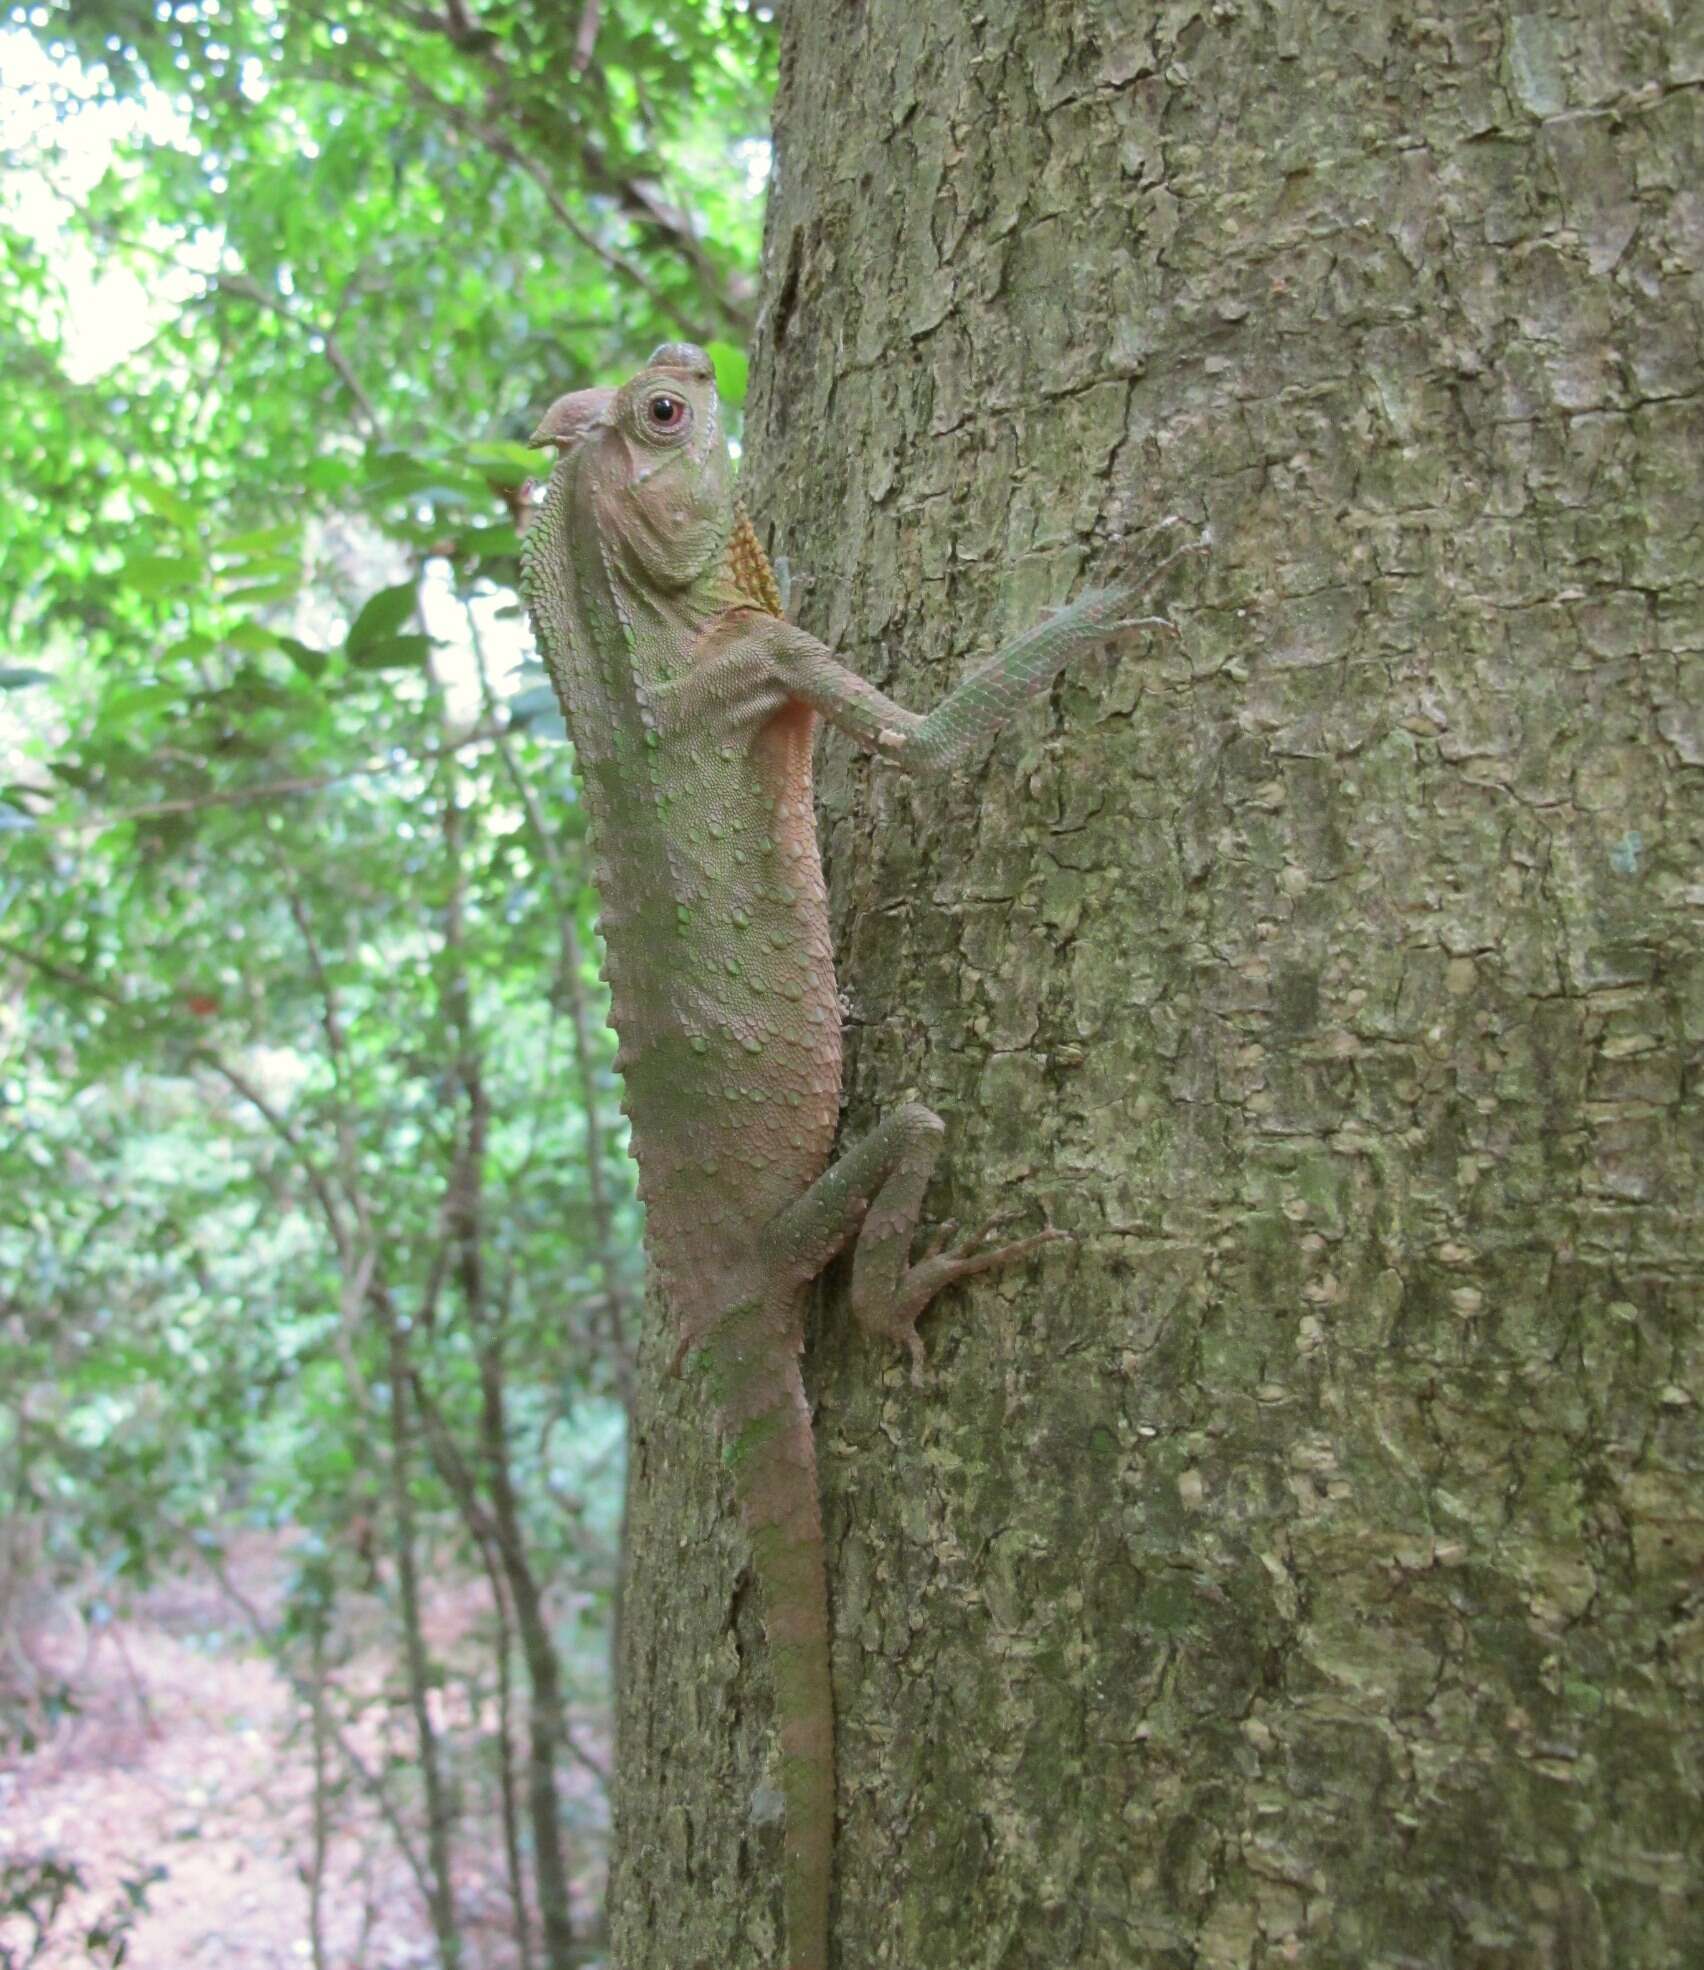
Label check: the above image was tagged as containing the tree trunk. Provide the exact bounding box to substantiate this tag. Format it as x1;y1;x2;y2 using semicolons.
610;4;1703;1966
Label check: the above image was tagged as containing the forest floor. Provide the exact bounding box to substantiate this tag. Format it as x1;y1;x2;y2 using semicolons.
0;1531;607;1969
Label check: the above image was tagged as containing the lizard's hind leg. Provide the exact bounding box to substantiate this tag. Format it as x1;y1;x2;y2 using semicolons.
765;1103;1066;1378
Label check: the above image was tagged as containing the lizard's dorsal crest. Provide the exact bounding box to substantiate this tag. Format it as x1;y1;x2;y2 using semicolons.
726;502;785;617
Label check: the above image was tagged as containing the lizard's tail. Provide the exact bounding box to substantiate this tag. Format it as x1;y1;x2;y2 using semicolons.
702;1302;833;1970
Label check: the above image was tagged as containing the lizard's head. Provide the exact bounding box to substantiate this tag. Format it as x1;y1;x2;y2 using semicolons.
531;342;733;593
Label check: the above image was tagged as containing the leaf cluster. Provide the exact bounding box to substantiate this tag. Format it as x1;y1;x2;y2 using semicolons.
0;0;770;1930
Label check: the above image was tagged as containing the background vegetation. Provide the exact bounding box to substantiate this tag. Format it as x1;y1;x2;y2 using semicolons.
0;4;774;1961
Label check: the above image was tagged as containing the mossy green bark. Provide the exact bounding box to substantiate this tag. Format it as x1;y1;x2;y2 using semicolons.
610;4;1703;1965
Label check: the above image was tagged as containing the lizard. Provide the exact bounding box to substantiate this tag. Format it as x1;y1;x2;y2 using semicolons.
521;342;1190;1970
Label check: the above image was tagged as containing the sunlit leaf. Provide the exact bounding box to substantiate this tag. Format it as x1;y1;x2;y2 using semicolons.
707;340;749;406
361;455;492;504
123;552;203;597
304;456;356;493
216;524;298;557
131;481;197;529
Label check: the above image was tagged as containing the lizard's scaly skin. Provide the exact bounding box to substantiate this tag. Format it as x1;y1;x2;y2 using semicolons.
522;343;1174;1970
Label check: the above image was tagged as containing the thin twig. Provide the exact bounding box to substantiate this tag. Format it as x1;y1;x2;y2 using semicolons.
213;273;384;437
175;1525;435;1906
572;0;601;72
413;1374;613;1791
465;599;636;1408
278;859;379;1405
297;0;747;331
0;934;356;1263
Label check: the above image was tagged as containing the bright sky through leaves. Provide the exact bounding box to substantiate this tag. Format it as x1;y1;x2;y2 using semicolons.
0;27;209;380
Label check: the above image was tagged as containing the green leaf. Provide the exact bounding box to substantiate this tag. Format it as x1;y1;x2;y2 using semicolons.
360;455;490;503
345;582;418;656
274;636;329;679
454;522;523;559
130;480;197;529
211;667;293;711
348;632;431;671
123;552;202;598
707;340;749;407
304;456;357;494
216;524;297;558
462;440;552;487
223;621;281;655
222;576;303;606
98;682;182;723
0;666;51;689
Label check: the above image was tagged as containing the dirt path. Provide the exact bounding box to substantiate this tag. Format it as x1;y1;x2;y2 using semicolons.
1;1537;438;1969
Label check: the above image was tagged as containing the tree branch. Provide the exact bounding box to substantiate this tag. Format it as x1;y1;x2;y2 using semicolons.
0;933;355;1265
466;600;636;1407
212;273;384;438
38;721;509;833
175;1523;436;1907
369;0;747;326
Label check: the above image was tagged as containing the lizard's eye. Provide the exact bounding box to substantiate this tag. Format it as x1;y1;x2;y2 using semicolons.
646;393;688;433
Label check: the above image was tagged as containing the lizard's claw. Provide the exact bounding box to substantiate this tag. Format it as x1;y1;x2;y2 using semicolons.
878;1213;1073;1383
934;1208;1072;1279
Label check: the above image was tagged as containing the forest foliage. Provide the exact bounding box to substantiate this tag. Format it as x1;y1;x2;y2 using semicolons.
0;2;773;1959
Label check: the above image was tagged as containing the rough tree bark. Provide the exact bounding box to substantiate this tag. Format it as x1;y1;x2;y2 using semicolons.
610;4;1702;1965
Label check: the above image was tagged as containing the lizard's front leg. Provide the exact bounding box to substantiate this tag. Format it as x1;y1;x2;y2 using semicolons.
764;1103;1065;1379
742;530;1201;776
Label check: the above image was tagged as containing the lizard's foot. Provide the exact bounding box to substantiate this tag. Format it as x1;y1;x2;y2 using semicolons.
867;1215;1072;1384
